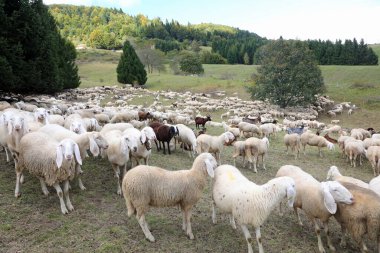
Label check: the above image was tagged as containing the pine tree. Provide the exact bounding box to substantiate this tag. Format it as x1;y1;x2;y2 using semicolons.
117;40;147;86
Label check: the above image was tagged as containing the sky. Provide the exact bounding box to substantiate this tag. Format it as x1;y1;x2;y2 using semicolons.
43;0;380;44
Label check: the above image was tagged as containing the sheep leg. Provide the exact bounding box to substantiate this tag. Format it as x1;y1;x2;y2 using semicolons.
167;141;171;155
183;208;194;239
262;154;266;170
253;156;258;173
229;214;237;229
323;221;336;252
211;201;217;224
4;146;11;162
217;152;221;166
361;241;368;253
112;164;122;195
240;224;254;253
255;226;264;253
137;214;155;242
63;180;74;212
14;171;22;198
20;173;24;184
294;207;303;226
53;183;68;214
312;218;326;253
39;177;50;195
76;164;86;191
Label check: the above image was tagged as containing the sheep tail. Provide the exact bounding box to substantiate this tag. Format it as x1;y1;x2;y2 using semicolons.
125;197;135;217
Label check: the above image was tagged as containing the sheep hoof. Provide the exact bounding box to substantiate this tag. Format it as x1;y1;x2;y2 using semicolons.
117;189;122;196
146;235;155;242
79;185;86;191
42;190;50;196
61;207;69;214
15;192;21;198
67;204;74;212
188;233;194;240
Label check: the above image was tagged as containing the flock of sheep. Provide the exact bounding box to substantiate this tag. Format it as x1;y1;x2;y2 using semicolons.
1;85;380;253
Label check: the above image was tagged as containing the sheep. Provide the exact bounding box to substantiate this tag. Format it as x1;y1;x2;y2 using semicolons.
363;138;380;149
222;122;240;138
94;113;110;126
124;126;156;166
238;122;261;138
372;134;380;140
174;124;197;157
49;115;65;126
212;165;296;253
15;131;82;214
321;125;341;135
300;131;335;157
39;124;109;190
194;116;211;129
244;137;269;173
100;122;133;134
121;152;218;242
129;119;148;129
83;118;101;132
366;146;380;176
64;114;86;134
110;111;138;123
276;165;354;253
6;114;30;166
344;140;366;167
334;182;380;252
154;124;178;155
196;131;235;165
369;175;380;196
326;166;369;188
0;111;13;162
259;123;277;137
34;108;49;125
284;133;301;159
103;130;138;195
232;141;247;167
138;111;152;121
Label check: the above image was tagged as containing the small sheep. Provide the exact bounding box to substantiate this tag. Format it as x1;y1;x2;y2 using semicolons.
366;146;380;176
174;124;197;157
232;141;247;167
276;165;354;253
15;132;82;214
124;126;156;166
244;137;269;173
301;132;334;157
212;165;296;253
103;130;138;195
326;166;369;188
284;133;301;159
334;182;380;252
238;122;261;138
222;122;240;138
122;153;217;242
196;132;235;165
344;139;366;167
100;123;133;134
363;138;380;149
369;175;380;196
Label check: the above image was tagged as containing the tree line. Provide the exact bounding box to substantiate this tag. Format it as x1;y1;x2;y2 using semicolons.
0;0;80;94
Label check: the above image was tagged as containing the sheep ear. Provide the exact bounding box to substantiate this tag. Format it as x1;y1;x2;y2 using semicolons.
80;124;86;133
7;120;13;135
141;131;147;144
69;123;75;132
56;145;63;168
204;159;215;178
287;186;296;207
22;119;29;135
224;133;229;143
34;111;39;121
73;143;82;165
121;137;129;154
45;111;49;124
89;134;99;157
321;182;337;214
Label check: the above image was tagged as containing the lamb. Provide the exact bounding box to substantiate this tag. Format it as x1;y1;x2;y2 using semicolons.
211;165;296;253
244;137;269;173
102;130;138;195
39;124;109;190
300;131;335;157
344;139;366;167
334;182;380;253
121;152;217;242
174;124;197;157
232;141;247;167
196;131;235;165
366;146;380;176
238;122;261;138
276;165;354;253
64;114;86;134
284;133;301;159
326;166;369;188
123;126;156;166
15;131;81;214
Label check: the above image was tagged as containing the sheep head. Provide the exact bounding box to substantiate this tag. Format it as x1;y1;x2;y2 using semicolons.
8;115;29;135
56;138;82;168
321;181;354;214
223;131;235;146
196;152;217;178
70;121;86;134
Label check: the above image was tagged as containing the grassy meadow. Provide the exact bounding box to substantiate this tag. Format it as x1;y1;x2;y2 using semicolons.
1;48;380;252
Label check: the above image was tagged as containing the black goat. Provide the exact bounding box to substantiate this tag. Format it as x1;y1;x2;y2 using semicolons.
154;125;179;155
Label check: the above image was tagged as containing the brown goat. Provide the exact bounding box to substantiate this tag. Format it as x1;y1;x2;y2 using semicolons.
154;125;179;155
138;111;152;121
195;116;211;129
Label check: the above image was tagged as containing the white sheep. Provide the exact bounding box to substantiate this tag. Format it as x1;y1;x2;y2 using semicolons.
221;122;240;138
122;152;217;242
123;126;156;166
244;137;269;173
344;139;366;167
212;165;296;253
238;122;261;138
0;111;13;162
15;131;82;214
103;130;138;195
326;166;369;188
369;175;380;196
276;165;354;253
232;141;247;167
196;131;235;165
284;133;301;159
300;132;334;157
259;123;277;138
100;122;133;134
372;134;380;140
174;124;197;157
363;138;380;149
366;146;380;176
6;114;30;166
34;108;49;125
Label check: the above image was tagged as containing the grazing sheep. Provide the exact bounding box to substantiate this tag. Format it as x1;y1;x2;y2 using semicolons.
212;165;296;253
276;165;354;253
174;124;197;157
238;122;261;138
366;146;380;176
15;132;81;214
222;122;240;138
232;141;247;167
196;132;235;165
129;119;148;130
301;132;335;157
322;125;341;135
103;130;138;195
344;140;366;167
259;123;277;138
334;182;380;253
326;166;369;188
94;113;110;126
284;133;301;159
244;137;269;173
122;153;217;242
